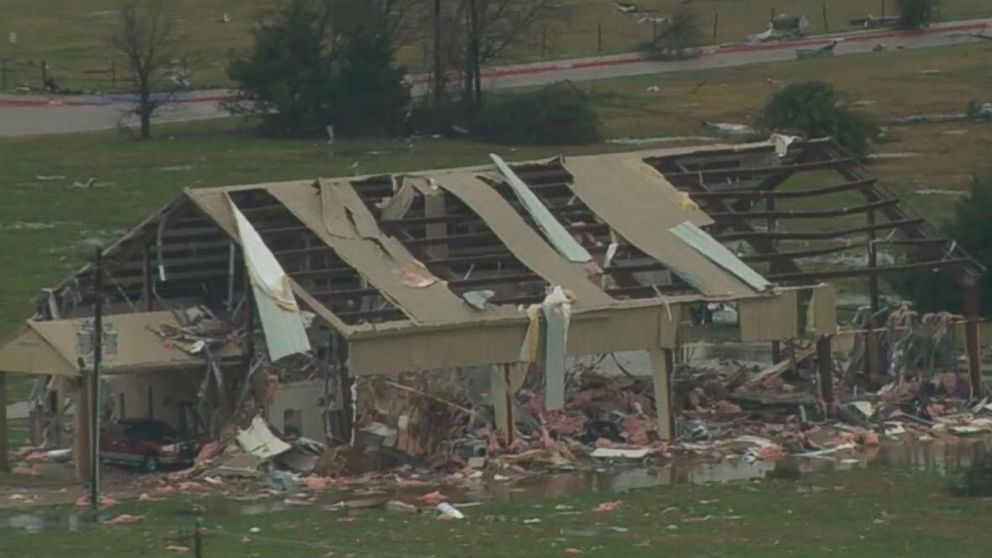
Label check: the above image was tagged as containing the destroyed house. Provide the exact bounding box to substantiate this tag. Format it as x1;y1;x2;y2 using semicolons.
0;138;983;461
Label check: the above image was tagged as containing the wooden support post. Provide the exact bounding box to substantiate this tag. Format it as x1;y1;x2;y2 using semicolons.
964;285;983;396
650;349;675;441
867;209;879;315
816;335;834;409
865;328;880;380
142;243;153;311
0;371;8;472
766;193;776;275
491;365;514;445
74;376;92;482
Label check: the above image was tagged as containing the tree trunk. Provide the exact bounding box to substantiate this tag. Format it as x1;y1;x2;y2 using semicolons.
469;0;482;109
140;107;152;139
139;89;152;139
462;1;475;110
431;0;445;106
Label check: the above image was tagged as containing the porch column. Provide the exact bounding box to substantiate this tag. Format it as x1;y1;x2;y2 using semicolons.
816;335;834;412
650;349;675;441
964;285;983;395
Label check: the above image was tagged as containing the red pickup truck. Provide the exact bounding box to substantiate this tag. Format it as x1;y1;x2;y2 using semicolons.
100;419;199;472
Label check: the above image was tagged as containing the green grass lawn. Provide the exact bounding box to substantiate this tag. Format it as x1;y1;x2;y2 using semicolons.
3;0;991;92
0;467;990;557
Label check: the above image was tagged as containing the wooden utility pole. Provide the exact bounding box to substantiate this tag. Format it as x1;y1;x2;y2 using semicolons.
0;371;8;472
74;374;91;482
90;247;103;510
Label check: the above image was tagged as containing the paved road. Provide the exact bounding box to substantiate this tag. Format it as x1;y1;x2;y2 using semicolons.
1;19;988;137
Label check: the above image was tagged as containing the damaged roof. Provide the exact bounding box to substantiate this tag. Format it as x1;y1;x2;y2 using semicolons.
0;311;241;376
21;138;968;375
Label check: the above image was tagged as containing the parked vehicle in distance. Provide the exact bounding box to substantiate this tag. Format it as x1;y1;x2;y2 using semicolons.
100;419;198;472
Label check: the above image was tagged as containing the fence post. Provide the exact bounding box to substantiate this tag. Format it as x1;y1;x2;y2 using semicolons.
881;0;886;18
1;59;6;91
822;3;829;31
597;22;602;52
41;60;47;88
193;517;203;557
712;12;719;40
770;6;775;21
111;60;116;88
540;27;547;58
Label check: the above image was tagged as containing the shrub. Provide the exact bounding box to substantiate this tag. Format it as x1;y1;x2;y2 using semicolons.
475;82;600;145
892;176;992;317
949;453;992;496
641;8;703;61
760;81;879;157
898;0;936;30
226;0;410;136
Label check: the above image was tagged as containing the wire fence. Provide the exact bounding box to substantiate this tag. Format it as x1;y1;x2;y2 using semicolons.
1;5;990;95
0;56;195;95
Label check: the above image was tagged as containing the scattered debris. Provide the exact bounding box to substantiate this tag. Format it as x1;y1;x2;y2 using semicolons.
104;514;144;525
436;502;465;520
703;122;756;136
593;501;622;513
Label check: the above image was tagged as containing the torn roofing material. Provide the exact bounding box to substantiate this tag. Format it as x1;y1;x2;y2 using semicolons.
669;220;771;292
237;416;292;460
231;200;312;361
561;154;756;297
490;153;593;264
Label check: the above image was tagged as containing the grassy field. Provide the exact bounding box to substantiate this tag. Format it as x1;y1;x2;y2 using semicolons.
1;41;991;404
0;467;990;557
2;0;991;91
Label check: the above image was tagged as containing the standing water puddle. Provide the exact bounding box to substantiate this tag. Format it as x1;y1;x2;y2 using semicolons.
2;436;988;532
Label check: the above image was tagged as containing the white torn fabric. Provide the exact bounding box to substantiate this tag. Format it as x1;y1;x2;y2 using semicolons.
518;305;542;362
230;199;311;361
236;416;292;460
490;154;592;263
771;133;801;158
542;286;574;411
669;221;771;292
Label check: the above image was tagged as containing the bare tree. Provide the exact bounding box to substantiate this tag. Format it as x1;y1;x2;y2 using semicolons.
111;1;183;139
425;0;556;111
462;0;556;110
